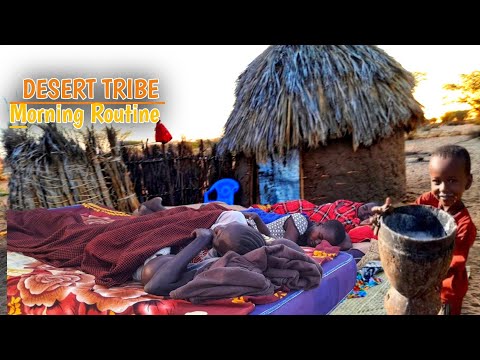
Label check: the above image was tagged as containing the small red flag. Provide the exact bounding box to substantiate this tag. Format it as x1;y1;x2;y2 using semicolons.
155;122;172;144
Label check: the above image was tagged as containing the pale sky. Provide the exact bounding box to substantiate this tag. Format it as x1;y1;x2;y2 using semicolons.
1;45;479;145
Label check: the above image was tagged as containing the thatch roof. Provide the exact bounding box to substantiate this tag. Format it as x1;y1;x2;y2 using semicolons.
218;45;424;161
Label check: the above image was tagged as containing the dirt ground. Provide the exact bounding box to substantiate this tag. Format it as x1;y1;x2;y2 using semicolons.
1;124;479;315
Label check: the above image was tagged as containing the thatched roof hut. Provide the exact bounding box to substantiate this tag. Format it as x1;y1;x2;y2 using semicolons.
218;45;424;206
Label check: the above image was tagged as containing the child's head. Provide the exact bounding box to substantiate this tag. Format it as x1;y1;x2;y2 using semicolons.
212;223;266;256
357;202;380;221
429;144;473;210
305;220;351;250
210;211;247;230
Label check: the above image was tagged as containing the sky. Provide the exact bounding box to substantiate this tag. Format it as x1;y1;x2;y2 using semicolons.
1;45;479;145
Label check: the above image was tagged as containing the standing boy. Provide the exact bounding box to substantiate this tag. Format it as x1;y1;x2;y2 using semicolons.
375;145;476;315
415;144;476;315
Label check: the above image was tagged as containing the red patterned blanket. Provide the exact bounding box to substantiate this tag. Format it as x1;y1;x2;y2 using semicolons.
7;203;225;287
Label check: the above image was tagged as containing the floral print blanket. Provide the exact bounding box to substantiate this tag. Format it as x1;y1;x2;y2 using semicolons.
7;251;286;315
6;203;285;315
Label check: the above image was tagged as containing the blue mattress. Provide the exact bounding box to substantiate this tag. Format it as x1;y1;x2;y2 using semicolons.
250;252;356;315
46;205;356;315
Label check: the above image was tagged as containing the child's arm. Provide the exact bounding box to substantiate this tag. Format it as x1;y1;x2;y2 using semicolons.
243;212;271;236
283;216;300;243
441;217;476;304
371;197;392;215
448;220;476;271
368;197;392;235
143;228;214;295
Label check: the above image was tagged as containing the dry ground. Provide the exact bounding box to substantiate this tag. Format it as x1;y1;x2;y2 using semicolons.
1;123;479;315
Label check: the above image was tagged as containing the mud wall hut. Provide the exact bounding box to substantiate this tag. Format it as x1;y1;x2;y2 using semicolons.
218;45;424;206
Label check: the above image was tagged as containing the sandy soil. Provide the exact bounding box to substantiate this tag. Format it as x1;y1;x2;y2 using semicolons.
1;124;479;315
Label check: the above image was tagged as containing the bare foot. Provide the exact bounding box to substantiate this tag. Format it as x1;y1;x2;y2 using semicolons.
136;197;167;216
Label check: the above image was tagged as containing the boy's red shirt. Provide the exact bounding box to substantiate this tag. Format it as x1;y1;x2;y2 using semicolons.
415;191;477;304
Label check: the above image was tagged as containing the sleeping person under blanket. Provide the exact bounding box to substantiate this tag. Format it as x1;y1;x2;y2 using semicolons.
139;222;322;297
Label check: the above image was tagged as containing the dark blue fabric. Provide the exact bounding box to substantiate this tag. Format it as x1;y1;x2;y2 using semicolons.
241;208;288;224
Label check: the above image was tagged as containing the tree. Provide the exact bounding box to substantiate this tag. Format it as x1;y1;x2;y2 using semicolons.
444;70;480;116
440;110;469;124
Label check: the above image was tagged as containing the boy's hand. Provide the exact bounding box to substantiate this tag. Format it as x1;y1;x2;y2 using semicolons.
371;197;392;215
370;197;392;236
191;228;214;240
243;212;259;221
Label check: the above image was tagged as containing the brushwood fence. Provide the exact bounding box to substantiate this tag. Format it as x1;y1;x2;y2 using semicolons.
122;141;235;206
5;126;140;213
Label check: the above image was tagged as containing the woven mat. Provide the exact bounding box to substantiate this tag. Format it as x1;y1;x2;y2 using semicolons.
330;272;389;315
